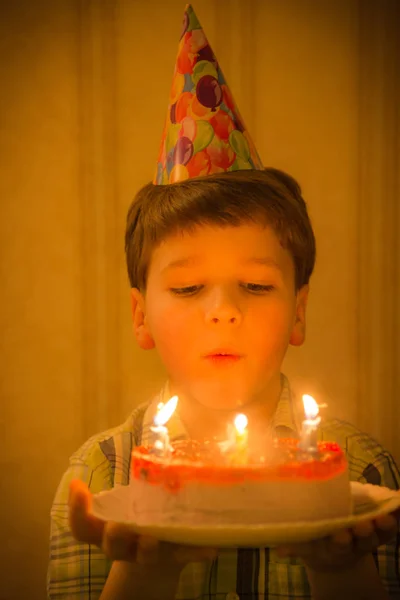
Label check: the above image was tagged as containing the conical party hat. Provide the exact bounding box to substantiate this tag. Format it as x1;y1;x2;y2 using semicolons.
154;4;264;185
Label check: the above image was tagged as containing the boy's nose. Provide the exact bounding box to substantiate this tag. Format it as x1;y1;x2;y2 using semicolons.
204;288;243;325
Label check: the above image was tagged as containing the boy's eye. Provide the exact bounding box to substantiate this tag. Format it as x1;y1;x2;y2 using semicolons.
169;285;202;296
170;284;274;295
243;283;275;293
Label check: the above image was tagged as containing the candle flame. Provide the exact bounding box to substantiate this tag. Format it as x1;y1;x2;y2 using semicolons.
234;413;248;434
302;394;319;420
154;395;178;426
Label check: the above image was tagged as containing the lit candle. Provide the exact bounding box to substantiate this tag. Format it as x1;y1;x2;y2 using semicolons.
299;394;321;453
218;413;249;462
150;395;178;457
232;413;249;464
234;413;248;448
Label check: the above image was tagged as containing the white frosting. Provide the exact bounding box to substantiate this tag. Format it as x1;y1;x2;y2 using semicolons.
130;469;352;526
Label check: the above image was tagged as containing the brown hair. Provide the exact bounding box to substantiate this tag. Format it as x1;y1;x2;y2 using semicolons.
125;169;316;291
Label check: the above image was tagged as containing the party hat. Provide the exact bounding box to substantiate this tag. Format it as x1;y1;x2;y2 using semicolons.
154;4;264;185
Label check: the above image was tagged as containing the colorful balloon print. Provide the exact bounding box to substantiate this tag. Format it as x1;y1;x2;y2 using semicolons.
192;120;214;154
166;123;181;153
196;44;218;68
195;75;223;110
229;130;250;161
192;60;218;85
173;136;194;166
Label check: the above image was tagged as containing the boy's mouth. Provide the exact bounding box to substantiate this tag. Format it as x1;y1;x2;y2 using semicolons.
204;349;243;364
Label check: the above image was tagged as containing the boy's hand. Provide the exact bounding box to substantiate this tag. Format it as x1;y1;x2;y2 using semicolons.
276;510;399;572
69;480;217;566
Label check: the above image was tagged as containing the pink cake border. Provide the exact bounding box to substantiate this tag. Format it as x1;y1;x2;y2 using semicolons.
131;439;347;493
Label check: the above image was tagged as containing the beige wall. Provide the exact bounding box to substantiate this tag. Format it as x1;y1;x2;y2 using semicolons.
1;1;399;598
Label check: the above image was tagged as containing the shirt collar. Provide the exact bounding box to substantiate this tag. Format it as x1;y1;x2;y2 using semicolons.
141;373;301;446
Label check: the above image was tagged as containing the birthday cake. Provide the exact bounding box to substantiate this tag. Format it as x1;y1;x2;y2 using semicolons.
130;438;352;526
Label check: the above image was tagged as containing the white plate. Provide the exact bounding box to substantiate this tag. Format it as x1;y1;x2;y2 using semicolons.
91;482;400;547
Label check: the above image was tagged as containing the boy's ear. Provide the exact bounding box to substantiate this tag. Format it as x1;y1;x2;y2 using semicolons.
130;288;155;350
289;285;309;347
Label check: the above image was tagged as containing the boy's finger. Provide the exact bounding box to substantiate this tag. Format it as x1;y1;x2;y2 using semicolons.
375;513;397;532
275;542;315;558
330;528;352;547
102;521;140;560
136;535;160;565
355;531;379;554
391;507;400;520
68;480;104;546
352;519;374;538
351;520;379;553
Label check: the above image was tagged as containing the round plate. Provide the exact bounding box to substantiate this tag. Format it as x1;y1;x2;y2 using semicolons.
91;482;400;547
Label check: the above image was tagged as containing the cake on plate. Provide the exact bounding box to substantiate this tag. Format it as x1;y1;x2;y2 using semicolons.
130;438;352;526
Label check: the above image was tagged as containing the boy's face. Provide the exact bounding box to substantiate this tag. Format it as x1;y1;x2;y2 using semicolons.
131;223;308;410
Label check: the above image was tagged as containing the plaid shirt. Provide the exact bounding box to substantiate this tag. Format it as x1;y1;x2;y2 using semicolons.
48;375;400;599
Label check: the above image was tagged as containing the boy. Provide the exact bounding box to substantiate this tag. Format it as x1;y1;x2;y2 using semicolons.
48;5;400;599
48;168;400;600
